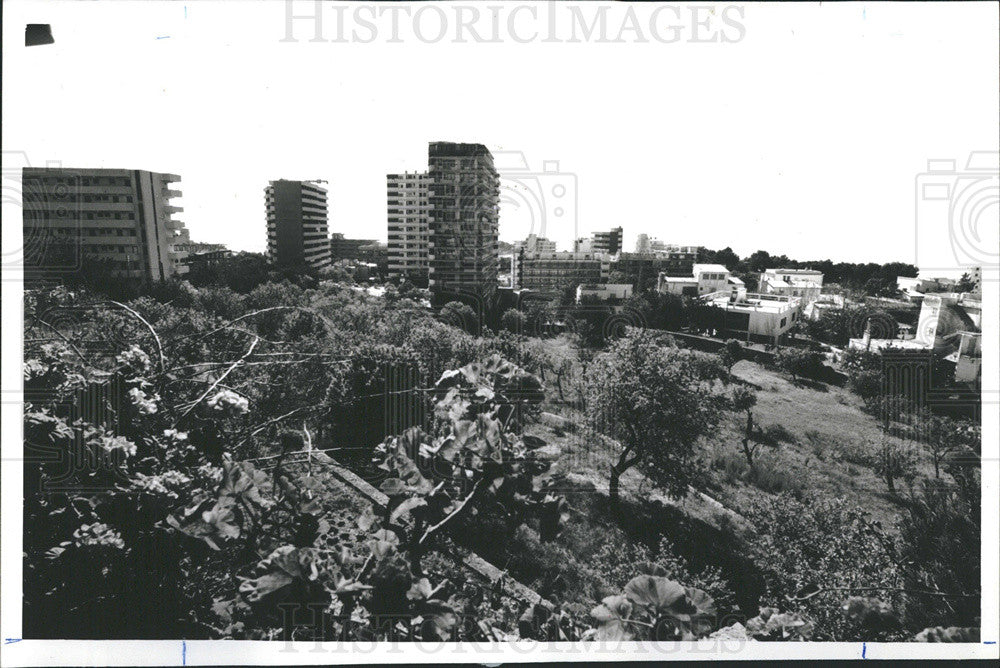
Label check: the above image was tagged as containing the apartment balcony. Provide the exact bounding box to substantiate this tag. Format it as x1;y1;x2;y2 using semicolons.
162;174;181;183
163;189;183;198
163;205;183;214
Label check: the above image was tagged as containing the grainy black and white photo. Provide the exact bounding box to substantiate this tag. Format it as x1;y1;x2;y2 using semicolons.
1;1;997;665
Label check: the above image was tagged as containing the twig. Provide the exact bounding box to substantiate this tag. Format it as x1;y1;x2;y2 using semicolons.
791;585;978;601
234;406;314;449
31;319;93;367
172;336;260;427
105;300;166;375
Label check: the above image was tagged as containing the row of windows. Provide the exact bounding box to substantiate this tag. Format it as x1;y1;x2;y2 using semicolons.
87;244;143;254
45;227;138;237
28;211;136;221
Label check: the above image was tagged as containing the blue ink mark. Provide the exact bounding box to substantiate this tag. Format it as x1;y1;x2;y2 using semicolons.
4;638;22;644
862;642;867;659
156;36;171;40
985;641;997;644
182;640;187;665
184;6;188;19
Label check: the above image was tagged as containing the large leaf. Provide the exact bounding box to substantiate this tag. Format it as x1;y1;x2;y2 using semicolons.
238;546;320;602
624;575;687;614
590;594;633;642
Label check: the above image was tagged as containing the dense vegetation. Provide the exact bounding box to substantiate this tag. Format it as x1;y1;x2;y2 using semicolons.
22;274;981;642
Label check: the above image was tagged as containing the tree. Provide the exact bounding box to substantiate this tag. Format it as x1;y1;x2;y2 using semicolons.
873;436;919;494
438;301;479;334
586;330;727;502
719;339;744;374
921;413;980;479
774;347;825;383
955;273;976;293
849;370;884;410
500;308;526;334
730;386;761;467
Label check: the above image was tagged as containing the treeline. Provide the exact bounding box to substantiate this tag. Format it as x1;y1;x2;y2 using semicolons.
699;247;917;296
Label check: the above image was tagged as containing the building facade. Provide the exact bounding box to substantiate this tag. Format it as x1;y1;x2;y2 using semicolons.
760;268;824;303
576;283;633;303
21;167;189;283
614;248;698;289
516;250;610;292
265;179;331;269
693;293;802;345
427;142;500;299
514;234;557;253
592;227;623;255
657;263;745;299
386;172;430;282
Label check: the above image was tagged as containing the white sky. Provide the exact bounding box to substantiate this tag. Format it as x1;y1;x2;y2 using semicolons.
3;1;998;270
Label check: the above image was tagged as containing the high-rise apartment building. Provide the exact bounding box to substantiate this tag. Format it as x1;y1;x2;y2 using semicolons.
592;227;623;255
516;250;610;292
426;142;500;299
21;168;189;283
265;180;331;269
386;172;430;282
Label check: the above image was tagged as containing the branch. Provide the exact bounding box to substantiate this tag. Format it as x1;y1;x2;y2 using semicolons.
234;406;315;449
105;300;166;375
172;336;260;427
418;474;498;547
31;319;93;367
791;585;978;601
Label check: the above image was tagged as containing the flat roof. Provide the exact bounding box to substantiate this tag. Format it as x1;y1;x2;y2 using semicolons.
765;268;824;275
693;263;730;274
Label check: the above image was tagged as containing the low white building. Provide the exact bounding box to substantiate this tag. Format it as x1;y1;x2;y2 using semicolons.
576;283;633;303
803;293;846;321
697;293;802;345
657;263;745;300
760;268;824;303
946;332;982;384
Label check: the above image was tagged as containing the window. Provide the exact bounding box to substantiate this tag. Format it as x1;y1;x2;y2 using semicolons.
780;317;787;327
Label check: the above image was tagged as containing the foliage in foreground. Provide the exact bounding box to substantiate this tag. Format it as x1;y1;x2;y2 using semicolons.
21;285;982;642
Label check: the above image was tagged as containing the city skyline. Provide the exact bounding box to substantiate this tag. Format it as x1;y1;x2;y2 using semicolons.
4;2;997;271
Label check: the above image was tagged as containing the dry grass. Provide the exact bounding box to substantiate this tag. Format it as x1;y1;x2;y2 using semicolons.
528;339;935;532
706;359;937;528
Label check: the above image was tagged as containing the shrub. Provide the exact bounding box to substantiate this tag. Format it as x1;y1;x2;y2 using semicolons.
774;347;826;383
762;423;796;445
500;308;527;334
719;339;743;373
849;370;884;409
743;493;904;641
745;454;805;498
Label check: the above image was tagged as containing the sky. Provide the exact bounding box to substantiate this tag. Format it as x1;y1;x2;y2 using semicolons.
3;1;998;273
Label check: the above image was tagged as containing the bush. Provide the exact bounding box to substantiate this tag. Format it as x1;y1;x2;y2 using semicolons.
590;536;738;615
849;370;884;408
774;347;826;382
744;494;904;641
500;308;526;334
719;339;743;372
745;454;805;498
761;423;796;445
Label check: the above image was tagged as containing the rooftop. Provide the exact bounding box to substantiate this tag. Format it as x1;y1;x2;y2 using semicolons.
693;263;730;274
765;268;824;275
705;293;801;313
